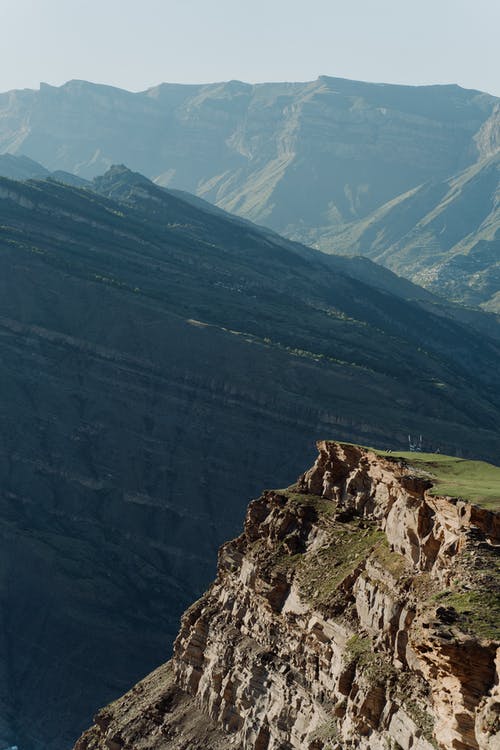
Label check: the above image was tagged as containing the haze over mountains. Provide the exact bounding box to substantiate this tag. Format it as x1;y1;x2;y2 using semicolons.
321;151;500;310
1;71;500;750
1;75;498;308
1;163;500;749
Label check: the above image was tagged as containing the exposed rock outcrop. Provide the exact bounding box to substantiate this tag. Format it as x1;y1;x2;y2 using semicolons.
75;442;500;750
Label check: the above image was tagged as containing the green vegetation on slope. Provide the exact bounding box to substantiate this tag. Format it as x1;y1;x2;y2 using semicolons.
435;589;500;641
376;450;500;509
266;485;499;641
259;490;385;611
433;536;500;641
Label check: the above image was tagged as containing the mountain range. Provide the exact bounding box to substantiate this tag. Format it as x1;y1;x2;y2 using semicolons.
320;151;500;310
0;76;498;308
1;163;500;748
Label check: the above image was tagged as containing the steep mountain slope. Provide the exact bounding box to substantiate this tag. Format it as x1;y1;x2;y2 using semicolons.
319;152;500;310
0;76;497;237
0;153;92;188
95;165;500;340
75;441;500;750
1;168;500;749
0;153;49;180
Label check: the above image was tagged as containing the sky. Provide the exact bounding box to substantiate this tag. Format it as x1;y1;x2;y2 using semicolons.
0;0;499;96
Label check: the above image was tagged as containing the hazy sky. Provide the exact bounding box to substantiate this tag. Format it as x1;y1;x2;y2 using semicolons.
0;0;499;96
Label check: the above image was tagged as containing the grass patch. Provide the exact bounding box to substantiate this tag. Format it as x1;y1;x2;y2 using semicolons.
345;634;397;686
263;544;303;576
254;492;384;611
323;441;500;509
376;450;500;510
371;539;409;579
433;589;500;641
296;520;384;609
309;717;339;745
345;634;372;662
278;489;338;517
403;699;437;748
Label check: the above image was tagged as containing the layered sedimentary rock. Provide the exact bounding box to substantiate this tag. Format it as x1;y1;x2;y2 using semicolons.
76;442;500;750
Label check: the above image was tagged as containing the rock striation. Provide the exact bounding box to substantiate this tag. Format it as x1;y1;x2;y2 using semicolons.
2;78;499;310
0;77;497;237
75;442;500;750
320;152;500;311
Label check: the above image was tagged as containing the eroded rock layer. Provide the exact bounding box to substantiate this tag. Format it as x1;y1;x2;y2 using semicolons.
76;442;500;750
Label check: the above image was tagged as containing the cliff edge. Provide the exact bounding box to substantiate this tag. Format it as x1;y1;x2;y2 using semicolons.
75;442;500;750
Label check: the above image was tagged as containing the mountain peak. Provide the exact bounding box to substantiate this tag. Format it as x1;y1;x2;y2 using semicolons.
92;164;157;198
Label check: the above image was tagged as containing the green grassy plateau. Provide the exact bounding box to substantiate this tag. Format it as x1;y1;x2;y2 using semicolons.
376;449;500;510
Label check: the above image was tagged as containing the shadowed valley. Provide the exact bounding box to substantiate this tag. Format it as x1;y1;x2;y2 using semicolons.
0;167;500;748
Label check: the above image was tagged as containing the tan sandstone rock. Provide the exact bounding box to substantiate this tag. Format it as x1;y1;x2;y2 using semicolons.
75;442;500;750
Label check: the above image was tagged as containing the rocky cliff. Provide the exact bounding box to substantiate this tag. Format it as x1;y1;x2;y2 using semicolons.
75;442;500;750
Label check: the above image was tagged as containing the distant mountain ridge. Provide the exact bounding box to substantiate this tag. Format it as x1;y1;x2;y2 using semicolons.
1;151;499;335
0;152;91;186
318;151;500;310
0;153;49;180
1;76;498;311
0;76;497;232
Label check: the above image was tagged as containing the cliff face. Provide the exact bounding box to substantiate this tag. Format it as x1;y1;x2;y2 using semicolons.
76;442;500;750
